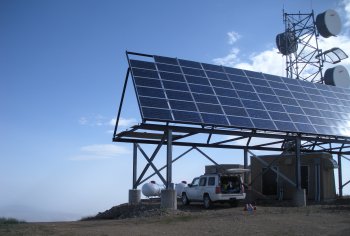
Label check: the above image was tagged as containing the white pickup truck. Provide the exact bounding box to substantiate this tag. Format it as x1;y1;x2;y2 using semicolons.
181;170;247;209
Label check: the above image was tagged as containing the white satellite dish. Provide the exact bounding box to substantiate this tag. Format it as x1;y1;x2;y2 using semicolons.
316;9;341;38
324;65;350;89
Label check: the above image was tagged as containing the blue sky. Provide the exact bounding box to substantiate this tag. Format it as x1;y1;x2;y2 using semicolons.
1;0;350;222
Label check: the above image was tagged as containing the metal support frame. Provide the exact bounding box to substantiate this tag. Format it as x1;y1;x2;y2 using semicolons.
132;143;137;189
194;147;220;166
119;123;350;202
166;129;173;189
338;154;343;197
295;137;302;190
114;123;350;155
113;51;350;200
134;134;167;187
137;143;167;186
113;68;130;137
139;147;194;185
244;149;248;184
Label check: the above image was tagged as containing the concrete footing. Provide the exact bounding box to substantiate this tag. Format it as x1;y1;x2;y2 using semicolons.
293;189;306;207
160;189;177;210
128;189;141;205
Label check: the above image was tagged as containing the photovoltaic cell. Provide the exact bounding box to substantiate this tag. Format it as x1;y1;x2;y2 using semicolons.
173;110;202;123
210;79;232;88
182;67;206;77
222;106;247;117
214;87;238;97
178;59;202;69
129;53;350;137
201;113;228;126
202;63;224;72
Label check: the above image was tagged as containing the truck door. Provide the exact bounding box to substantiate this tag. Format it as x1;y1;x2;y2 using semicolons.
196;177;207;200
187;177;199;200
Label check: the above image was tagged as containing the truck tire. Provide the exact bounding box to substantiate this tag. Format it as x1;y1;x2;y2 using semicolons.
182;193;190;205
203;194;212;209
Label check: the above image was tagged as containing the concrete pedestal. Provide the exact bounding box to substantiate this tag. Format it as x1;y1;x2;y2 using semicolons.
293;189;306;207
160;189;177;210
129;189;141;205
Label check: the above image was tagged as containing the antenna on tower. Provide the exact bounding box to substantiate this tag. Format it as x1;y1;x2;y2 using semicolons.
275;9;349;88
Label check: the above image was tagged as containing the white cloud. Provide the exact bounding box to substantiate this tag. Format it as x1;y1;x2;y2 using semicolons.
80;144;130;156
69;144;131;161
214;46;285;76
79;115;138;131
109;117;138;127
213;48;240;67
235;48;285;76
78;114;105;126
227;31;241;45
78;117;88;125
342;0;350;27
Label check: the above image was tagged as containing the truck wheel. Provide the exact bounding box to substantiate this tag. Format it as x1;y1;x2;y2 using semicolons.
203;194;212;209
182;193;190;205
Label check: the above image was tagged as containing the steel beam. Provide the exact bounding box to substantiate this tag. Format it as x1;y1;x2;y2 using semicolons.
194;147;220;166
139;147;194;185
166;129;173;189
342;155;350;162
212;136;247;145
338;154;343;197
342;180;350;188
115;137;350;155
137;143;167;186
244;149;248;184
295;137;301;190
251;140;284;148
113;68;130;138
132;143;137;189
134;134;167;186
118;123;350;147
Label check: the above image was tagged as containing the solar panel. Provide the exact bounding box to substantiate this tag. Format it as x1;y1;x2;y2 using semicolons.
128;54;350;138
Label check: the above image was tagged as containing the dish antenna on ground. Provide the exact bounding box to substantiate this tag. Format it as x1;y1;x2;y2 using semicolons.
276;9;349;88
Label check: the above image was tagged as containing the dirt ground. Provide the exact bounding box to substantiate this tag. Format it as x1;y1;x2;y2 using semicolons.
1;199;350;236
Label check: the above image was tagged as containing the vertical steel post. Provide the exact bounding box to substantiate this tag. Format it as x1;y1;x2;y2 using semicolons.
295;137;301;190
113;68;130;138
167;129;173;189
133;143;137;189
338;154;343;197
244;149;248;184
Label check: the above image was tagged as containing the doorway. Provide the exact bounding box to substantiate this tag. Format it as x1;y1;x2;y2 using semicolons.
262;167;277;195
301;165;309;195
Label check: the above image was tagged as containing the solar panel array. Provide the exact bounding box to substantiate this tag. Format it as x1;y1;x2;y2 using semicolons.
128;54;350;138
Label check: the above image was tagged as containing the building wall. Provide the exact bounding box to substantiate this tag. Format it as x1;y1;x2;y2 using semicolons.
250;152;336;200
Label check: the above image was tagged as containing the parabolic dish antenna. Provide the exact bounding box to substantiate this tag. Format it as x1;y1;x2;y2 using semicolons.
276;31;298;55
324;65;350;89
316;9;341;38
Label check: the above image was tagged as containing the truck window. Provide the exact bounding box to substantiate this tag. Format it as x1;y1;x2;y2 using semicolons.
199;177;207;186
191;178;199;187
208;177;215;186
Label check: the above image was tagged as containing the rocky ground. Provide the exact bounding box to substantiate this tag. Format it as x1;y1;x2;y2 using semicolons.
1;198;350;236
